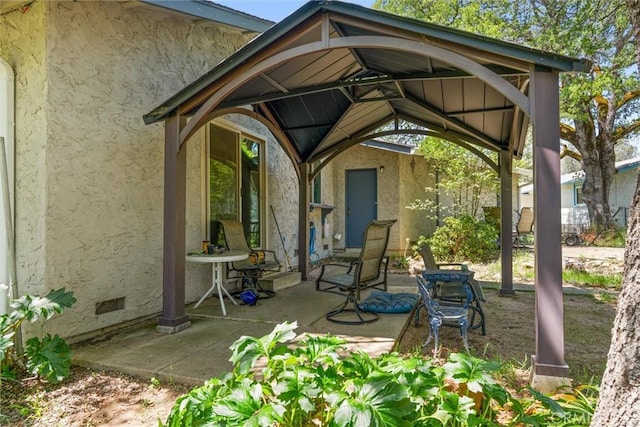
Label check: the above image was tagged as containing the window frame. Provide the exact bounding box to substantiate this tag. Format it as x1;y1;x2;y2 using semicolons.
574;185;583;205
204;119;267;248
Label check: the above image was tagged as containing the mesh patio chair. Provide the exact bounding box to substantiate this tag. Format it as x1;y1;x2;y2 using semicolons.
415;274;470;354
219;220;281;295
419;244;486;335
513;207;534;247
315;219;396;324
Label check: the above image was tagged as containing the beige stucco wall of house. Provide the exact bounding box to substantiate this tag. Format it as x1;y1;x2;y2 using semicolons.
398;154;437;247
2;1;256;339
0;1;49;317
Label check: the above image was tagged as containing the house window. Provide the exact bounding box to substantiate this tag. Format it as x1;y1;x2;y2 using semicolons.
575;186;583;205
207;123;264;248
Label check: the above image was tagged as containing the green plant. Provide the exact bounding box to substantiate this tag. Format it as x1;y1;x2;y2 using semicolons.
163;322;597;426
392;255;409;269
426;215;500;263
1;288;76;384
150;377;161;389
595;292;617;304
562;270;622;290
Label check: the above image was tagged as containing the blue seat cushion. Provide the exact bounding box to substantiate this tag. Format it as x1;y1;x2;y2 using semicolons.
359;290;419;313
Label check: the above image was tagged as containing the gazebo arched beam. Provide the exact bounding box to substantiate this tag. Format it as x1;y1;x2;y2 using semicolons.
310;127;498;181
510;79;531;157
178;35;531;150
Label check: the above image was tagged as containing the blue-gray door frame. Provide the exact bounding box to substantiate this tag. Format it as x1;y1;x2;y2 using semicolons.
345;168;377;247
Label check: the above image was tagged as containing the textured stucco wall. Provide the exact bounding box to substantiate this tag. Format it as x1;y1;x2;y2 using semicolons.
0;2;48;303
398;154;437;246
4;1;254;339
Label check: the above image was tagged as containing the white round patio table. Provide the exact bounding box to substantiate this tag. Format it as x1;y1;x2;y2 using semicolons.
186;250;249;315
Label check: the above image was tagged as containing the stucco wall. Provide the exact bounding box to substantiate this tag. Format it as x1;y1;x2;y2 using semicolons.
398;155;437;246
4;1;254;339
0;2;48;303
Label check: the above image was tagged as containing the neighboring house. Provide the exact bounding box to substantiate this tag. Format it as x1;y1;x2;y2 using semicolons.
0;0;277;341
519;157;640;228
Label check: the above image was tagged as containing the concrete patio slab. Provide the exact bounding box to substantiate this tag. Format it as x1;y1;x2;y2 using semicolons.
72;278;417;386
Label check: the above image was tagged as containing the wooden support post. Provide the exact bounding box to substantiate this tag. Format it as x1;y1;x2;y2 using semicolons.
499;150;515;295
157;114;191;334
530;67;569;386
298;163;311;280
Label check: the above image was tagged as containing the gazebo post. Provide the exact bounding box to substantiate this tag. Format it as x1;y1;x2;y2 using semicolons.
530;67;569;390
157;114;191;334
499;150;515;295
298;162;311;280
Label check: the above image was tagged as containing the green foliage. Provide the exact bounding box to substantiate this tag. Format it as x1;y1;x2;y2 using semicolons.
1;288;76;384
163;322;597;426
562;269;622;290
407;138;498;219
24;334;72;384
392;255;410;269
426;215;499;263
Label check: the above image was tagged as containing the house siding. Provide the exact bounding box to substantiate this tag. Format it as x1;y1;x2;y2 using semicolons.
0;2;49;304
2;1;253;339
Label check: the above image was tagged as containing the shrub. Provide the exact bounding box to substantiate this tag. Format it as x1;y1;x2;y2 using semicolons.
1;288;76;384
426;214;500;263
163;322;597;426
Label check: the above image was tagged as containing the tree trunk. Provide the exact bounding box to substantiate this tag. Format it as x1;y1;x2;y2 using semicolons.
591;1;640;423
572;118;615;229
590;171;640;425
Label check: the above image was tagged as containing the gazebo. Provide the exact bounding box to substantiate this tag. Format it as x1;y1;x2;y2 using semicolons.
144;1;590;385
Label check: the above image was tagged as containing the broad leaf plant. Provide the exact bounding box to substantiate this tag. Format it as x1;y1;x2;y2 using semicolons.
1;288;76;384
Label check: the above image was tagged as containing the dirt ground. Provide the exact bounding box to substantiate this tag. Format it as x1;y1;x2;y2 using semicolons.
398;247;620;382
397;287;616;382
0;248;621;426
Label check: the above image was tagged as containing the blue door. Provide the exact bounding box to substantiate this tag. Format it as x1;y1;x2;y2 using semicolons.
345;169;377;247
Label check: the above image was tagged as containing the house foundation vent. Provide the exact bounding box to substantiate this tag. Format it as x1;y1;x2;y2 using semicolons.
95;297;125;315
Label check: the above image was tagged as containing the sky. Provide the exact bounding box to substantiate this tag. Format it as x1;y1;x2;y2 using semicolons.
214;0;375;23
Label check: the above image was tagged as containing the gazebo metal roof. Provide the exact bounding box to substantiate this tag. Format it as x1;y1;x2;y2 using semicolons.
145;0;588;168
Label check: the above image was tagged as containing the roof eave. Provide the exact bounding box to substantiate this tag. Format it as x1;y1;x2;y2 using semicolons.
140;0;274;33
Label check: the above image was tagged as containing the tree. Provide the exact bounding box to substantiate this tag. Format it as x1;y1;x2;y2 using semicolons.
590;2;640;423
374;0;640;230
408;138;498;218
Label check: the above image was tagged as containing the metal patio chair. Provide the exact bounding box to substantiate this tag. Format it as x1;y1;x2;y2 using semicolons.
315;219;396;324
415;274;470;354
419;244;486;335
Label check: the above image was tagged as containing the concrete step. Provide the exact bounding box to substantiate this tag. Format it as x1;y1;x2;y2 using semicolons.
259;271;302;292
